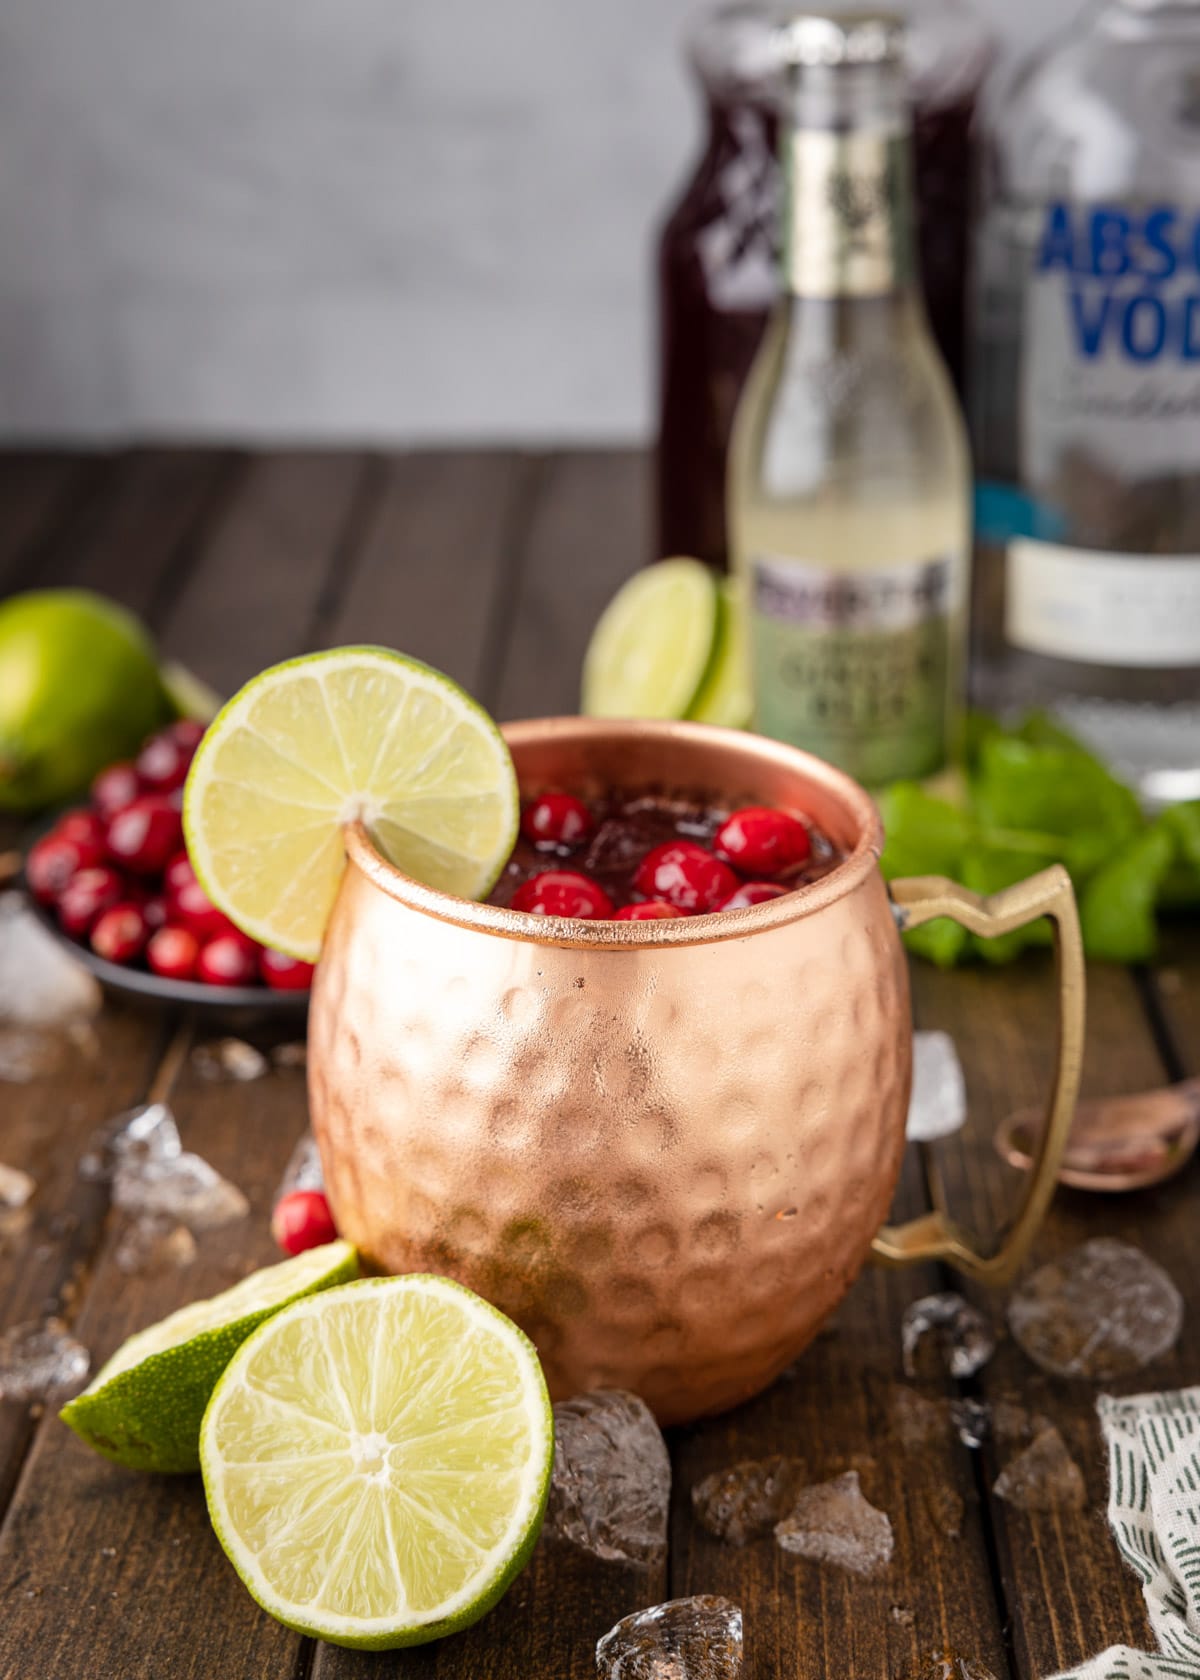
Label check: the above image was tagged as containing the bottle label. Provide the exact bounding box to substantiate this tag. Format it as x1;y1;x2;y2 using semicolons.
1021;199;1200;488
750;554;957;783
1007;539;1200;667
785;127;910;299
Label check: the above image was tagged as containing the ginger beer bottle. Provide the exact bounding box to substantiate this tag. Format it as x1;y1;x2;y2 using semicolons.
729;11;971;784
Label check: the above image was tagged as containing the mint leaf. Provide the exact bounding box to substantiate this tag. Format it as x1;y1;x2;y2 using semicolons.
1079;823;1174;963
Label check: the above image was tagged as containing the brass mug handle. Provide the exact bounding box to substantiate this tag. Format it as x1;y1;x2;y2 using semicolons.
871;863;1086;1286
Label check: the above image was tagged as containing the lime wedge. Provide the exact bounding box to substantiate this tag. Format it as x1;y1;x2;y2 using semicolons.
60;1240;358;1473
686;577;753;729
183;647;519;961
582;558;719;719
200;1274;554;1651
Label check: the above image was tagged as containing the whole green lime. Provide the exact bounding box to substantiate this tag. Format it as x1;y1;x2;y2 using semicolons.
0;589;169;812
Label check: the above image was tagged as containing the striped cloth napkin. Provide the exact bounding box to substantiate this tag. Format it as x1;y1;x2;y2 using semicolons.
1055;1388;1200;1680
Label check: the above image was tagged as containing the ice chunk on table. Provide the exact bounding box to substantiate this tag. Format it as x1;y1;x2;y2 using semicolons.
546;1389;670;1566
906;1031;967;1142
692;1455;809;1546
774;1470;894;1577
0;1320;89;1401
596;1596;743;1679
1008;1238;1183;1380
274;1132;324;1206
192;1038;268;1082
994;1426;1086;1511
902;1292;996;1380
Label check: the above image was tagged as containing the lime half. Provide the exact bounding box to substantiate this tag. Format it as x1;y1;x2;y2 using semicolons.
183;647;519;961
582;558;719;719
687;577;753;729
200;1274;554;1651
60;1240;358;1473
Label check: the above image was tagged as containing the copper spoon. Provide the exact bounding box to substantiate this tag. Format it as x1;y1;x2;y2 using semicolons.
995;1077;1200;1193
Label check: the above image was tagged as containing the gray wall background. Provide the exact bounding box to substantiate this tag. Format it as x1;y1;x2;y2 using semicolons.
0;0;1069;444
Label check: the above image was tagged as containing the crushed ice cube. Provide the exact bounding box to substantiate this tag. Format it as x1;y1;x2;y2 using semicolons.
1008;1239;1183;1380
0;1163;35;1209
774;1471;893;1577
691;1455;809;1546
891;1606;916;1627
546;1389;670;1566
0;1319;89;1400
992;1400;1051;1443
0;894;101;1027
902;1293;995;1380
114;1218;198;1275
274;1132;324;1205
994;1426;1086;1512
950;1399;992;1450
924;1483;964;1538
596;1596;743;1679
113;1152;249;1230
906;1032;967;1142
192;1038;268;1082
79;1102;182;1182
892;1386;951;1448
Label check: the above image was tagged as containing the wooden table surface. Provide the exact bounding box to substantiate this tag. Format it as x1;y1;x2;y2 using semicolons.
0;448;1197;1680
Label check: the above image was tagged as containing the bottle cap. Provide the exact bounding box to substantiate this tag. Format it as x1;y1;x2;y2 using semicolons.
777;11;905;68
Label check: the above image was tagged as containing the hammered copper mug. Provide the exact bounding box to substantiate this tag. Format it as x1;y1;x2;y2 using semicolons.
309;718;1085;1425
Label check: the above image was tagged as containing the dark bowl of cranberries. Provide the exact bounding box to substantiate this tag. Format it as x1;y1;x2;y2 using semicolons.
22;719;312;1013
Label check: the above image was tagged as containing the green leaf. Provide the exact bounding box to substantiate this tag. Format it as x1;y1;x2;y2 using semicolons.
901;917;971;969
1079;823;1175;963
971;736;1142;853
878;783;971;882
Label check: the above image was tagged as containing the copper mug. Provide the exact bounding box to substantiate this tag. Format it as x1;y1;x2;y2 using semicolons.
309;719;1085;1425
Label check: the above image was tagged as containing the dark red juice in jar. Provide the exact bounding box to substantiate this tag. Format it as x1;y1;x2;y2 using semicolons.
654;1;991;570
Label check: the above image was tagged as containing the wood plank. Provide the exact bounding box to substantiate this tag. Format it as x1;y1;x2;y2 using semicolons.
316;450;538;705
7;450;236;626
1148;921;1200;1081
0;1025;312;1680
910;957;1192;1678
491;451;648;723
0;454;97;593
158;451;369;696
669;1153;1010;1680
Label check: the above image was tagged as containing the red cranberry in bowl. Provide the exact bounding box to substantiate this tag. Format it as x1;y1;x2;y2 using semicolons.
135;729;194;793
146;924;201;983
633;841;738;915
57;866;125;938
196;932;259;988
168;874;238;941
105;794;184;875
714;807;812;877
56;809;107;864
91;902;149;965
520;793;595;849
90;760;141;821
717;880;790;911
613;900;684;921
25;832;86;904
260;948;316;991
141;893;170;931
163;851;196;896
511;870;614;920
168;718;206;754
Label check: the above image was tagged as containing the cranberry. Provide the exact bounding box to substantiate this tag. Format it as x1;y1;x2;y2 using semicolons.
632;841;738;915
511;870;615;920
56;809;107;864
168;874;237;941
146;924;201;982
57;866;125;938
163;851;195;896
260;948;316;991
717;880;791;911
142;894;169;931
272;1188;338;1256
169;718;206;754
91;902;149;965
614;900;684;921
105;794;184;875
136;730;191;793
520;793;595;849
714;806;812;877
25;833;85;904
90;761;141;821
195;932;259;988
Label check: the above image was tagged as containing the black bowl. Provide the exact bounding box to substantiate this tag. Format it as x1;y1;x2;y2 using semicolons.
20;817;309;1016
